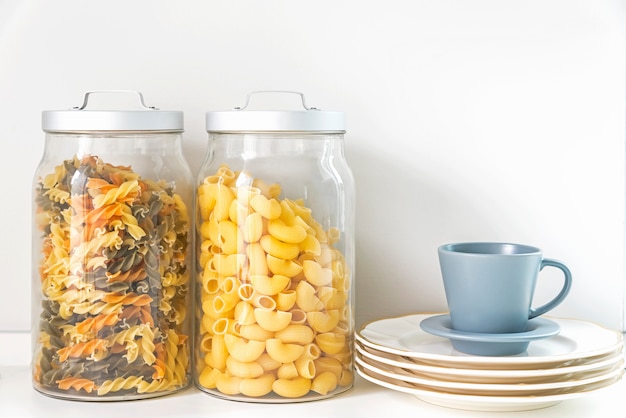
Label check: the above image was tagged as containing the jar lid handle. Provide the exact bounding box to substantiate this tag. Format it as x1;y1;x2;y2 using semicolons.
234;90;318;111
72;90;158;111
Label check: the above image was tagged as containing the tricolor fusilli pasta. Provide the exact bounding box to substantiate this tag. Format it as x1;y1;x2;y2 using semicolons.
33;155;191;399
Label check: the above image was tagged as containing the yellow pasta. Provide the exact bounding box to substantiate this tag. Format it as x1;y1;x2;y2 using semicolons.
315;332;346;355
326;345;352;363
42;164;66;188
260;235;300;260
301;343;322;360
310;221;328;244
253;178;281;198
240;374;275;397
256;353;281;372
92;180;141;208
302;259;333;286
265;338;305;363
254;309;292;332
213;220;243;254
202;298;222;320
242;212;264;243
338;369;354;387
246;242;268;275
198;366;221;389
267;219;307;244
224;334;266;362
327;227;341;244
203;352;216;369
334;272;352;293
313;357;343;380
211;334;229;370
233;301;256;326
199;333;213;353
97;376;145;396
199;250;214;271
294;356;316;379
307;310;340;333
201;219;217;242
318;287;347;310
250;194;281;219
299;234;321;256
201;270;220;295
266;255;303;277
284;199;310;221
208;253;246;277
228;198;246;224
315;245;334;267
333;321;351;335
235;185;261;205
277;362;299;380
272;377;312;398
238;284;277;310
295;281;324;312
289;309;307;325
212;292;240;316
311;371;338;396
275;290;297;311
198;182;234;221
236;323;274;342
216;373;243;396
212;318;236;335
330;259;344;280
341;304;352;322
226;356;264;379
215;165;237;184
44;187;71;204
250;274;290;296
274;325;315;345
196;165;353;399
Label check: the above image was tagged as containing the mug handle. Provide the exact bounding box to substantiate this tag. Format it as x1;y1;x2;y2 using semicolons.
529;259;573;319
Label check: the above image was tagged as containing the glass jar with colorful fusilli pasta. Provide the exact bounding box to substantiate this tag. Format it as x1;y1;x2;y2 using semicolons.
32;91;193;400
195;91;356;402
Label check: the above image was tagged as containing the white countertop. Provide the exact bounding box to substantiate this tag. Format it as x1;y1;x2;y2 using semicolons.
2;332;624;417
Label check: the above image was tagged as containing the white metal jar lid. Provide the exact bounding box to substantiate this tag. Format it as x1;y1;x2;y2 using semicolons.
42;91;184;132
205;91;345;133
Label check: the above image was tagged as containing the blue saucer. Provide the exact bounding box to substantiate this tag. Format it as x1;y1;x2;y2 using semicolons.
419;314;560;356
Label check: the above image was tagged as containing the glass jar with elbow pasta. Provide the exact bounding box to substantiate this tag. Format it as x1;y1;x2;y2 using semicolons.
31;91;193;400
196;91;356;402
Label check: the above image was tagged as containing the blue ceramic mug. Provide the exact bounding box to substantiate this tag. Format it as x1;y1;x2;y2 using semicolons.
438;242;572;334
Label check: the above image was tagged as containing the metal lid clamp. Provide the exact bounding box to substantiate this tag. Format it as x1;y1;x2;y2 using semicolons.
42;90;183;133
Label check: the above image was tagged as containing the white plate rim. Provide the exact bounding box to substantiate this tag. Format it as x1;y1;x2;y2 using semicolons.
355;341;624;378
357;313;623;366
355;363;623;412
355;353;624;392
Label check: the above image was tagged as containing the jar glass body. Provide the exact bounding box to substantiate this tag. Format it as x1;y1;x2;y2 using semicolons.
32;131;194;400
194;132;355;402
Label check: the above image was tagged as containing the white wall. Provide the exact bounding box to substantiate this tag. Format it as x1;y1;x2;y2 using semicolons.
1;0;624;332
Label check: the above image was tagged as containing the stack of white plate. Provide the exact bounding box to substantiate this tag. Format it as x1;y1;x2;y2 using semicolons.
355;313;624;412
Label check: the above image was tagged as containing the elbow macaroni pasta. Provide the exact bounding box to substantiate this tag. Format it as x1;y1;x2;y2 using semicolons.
196;165;353;399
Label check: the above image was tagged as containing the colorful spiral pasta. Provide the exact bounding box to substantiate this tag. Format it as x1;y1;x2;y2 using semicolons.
33;155;191;399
